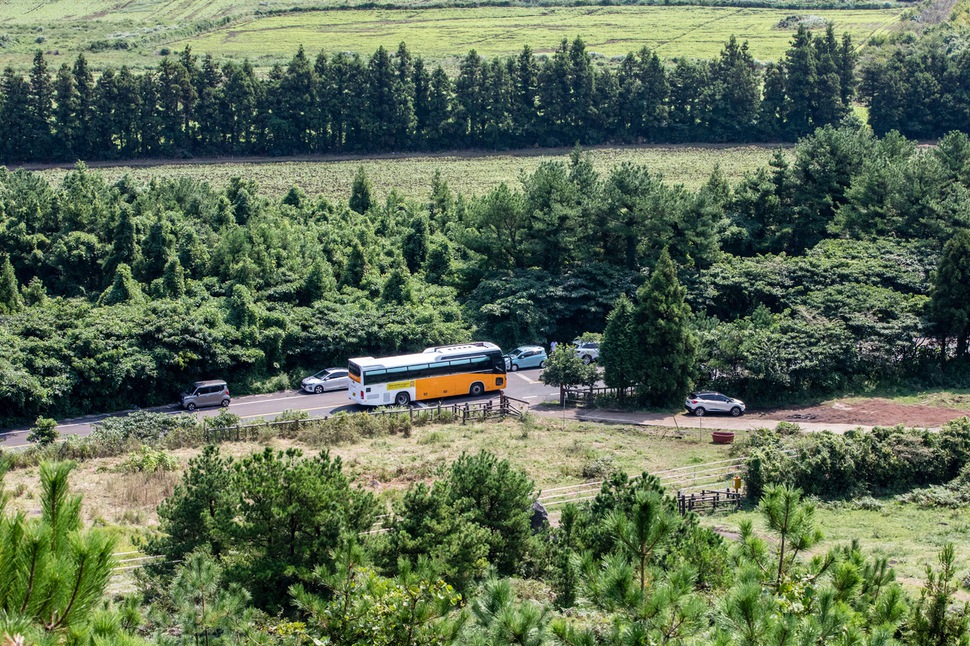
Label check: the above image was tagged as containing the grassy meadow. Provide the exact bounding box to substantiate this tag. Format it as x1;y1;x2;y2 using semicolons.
168;6;904;65
0;0;904;71
3;414;966;591
30;144;786;200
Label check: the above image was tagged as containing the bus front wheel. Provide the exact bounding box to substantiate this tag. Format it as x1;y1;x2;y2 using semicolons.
395;391;411;407
469;382;485;396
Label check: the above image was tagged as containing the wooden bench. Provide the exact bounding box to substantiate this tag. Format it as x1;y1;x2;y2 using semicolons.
677;488;743;516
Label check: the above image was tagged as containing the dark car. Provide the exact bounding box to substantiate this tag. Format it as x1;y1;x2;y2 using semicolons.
684;391;745;417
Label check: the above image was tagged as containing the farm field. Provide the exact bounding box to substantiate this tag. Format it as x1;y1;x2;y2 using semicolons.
0;1;904;71
168;6;904;64
31;144;786;200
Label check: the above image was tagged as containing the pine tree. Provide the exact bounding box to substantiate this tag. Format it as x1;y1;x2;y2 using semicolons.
426;65;453;148
402;214;429;273
53;62;79;160
929;229;970;362
28;51;54;161
633;249;697;406
0;461;119;638
161;255;186;298
600;294;638;399
381;267;413;305
72;54;95;158
455;50;486;144
98;263;145;306
566;37;594;143
349;165;372;214
340;243;367;288
0;67;33;161
0;254;23;314
301;258;335;304
783;26;818;137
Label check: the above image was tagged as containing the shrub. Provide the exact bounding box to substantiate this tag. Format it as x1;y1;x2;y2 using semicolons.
26;416;58;447
119;446;179;473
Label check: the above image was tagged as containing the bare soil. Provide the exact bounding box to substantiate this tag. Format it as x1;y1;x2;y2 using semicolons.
756;398;969;428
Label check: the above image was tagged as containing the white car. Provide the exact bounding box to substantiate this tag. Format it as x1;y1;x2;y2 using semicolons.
301;368;349;394
574;341;599;364
684;391;746;417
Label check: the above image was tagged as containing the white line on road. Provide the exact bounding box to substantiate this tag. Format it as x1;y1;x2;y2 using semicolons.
237;403;344;421
512;373;542;385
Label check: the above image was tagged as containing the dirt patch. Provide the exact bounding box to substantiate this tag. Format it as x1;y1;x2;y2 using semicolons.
756;399;969;429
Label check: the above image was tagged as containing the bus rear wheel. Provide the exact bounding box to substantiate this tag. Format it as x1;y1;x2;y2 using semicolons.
395;391;411;407
469;382;485;396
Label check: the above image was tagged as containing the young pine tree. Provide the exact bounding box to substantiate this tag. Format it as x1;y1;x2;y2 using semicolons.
632;249;697;406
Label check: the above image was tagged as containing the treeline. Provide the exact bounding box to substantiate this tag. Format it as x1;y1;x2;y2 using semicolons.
3;125;970;424
860;29;970;139
0;27;856;163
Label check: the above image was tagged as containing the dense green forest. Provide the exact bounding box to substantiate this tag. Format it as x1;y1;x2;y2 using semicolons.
0;27;856;162
2;123;970;425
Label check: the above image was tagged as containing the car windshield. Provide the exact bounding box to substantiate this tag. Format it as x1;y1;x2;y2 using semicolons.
182;384;197;395
507;348;526;358
311;370;333;379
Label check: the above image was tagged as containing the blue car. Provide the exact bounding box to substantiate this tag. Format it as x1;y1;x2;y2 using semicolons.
504;346;548;371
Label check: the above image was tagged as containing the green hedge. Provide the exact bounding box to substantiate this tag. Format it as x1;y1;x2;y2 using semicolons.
742;417;970;499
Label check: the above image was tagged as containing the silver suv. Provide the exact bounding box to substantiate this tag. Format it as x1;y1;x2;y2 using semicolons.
574;341;599;364
684;391;745;417
180;380;230;411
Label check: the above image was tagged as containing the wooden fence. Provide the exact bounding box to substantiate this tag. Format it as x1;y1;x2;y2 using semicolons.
561;385;637;406
195;393;526;443
537;456;747;518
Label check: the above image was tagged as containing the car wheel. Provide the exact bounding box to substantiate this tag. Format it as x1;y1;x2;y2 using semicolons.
314;385;324;394
730;406;742;417
510;364;519;372
694;407;705;417
221;399;230;407
395;391;411;407
582;355;593;365
539;360;546;368
469;382;485;396
186;402;196;411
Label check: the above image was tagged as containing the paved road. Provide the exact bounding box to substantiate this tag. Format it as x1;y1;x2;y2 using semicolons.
2;367;882;450
0;369;561;448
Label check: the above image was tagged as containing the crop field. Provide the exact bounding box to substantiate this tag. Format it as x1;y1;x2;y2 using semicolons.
31;144;786;200
168;6;904;65
0;0;903;71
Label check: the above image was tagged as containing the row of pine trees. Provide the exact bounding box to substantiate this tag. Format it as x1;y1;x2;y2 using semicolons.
1;26;855;163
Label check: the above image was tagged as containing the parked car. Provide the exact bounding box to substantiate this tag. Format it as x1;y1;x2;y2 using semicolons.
504;346;547;371
302;368;350;393
574;340;600;364
180;380;230;411
684;391;745;417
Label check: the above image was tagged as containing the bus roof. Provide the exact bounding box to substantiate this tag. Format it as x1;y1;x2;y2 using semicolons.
349;342;500;371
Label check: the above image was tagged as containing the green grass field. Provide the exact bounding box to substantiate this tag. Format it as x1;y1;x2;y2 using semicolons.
0;1;903;71
169;6;903;64
31;144;785;200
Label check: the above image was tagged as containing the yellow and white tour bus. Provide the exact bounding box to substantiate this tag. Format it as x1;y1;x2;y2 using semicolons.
348;342;507;407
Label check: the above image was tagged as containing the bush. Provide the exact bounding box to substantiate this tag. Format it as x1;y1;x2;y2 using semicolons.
27;416;58;447
743;422;970;500
119;446;179;473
